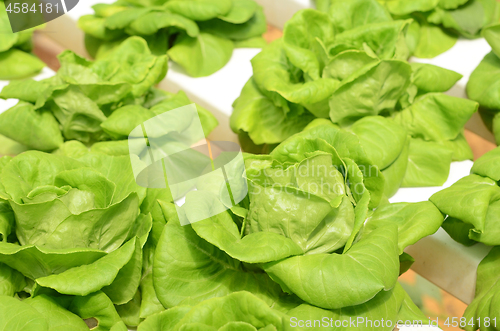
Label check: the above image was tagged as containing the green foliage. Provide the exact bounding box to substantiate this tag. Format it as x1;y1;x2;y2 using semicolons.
0;2;44;80
431;147;500;246
78;0;267;77
467;23;500;145
231;4;477;191
138;287;427;331
0;37;217;154
463;247;500;331
0;147;175;328
151;135;441;324
0;0;474;328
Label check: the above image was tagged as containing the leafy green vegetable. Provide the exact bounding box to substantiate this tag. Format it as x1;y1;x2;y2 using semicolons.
374;0;500;58
0;295;48;330
0;291;127;331
79;0;267;77
462;247;500;331
153;205;283;308
0;37;218;152
0;2;45;80
168;32;234;77
0;148;174;327
138;287;427;331
467;23;500;145
152;129;441;319
0;0;465;327
232;5;476;190
431;147;500;246
431;147;500;326
24;295;90;331
69;291;129;331
411;21;458;59
0;263;25;296
363;201;444;254
427;0;500;38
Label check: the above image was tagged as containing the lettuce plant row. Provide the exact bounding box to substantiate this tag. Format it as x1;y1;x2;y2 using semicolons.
431;147;500;330
79;0;268;77
0;0;497;330
0;126;446;329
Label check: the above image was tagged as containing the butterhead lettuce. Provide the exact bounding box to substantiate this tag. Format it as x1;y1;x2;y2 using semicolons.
151;128;443;324
79;0;267;77
231;5;477;191
0;36;218;155
0;148;178;328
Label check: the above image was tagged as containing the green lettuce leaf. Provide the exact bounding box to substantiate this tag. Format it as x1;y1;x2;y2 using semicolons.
471;147;500;181
411;21;458;59
394;93;478;142
0;102;64;151
35;238;141;301
153;203;282;308
329;60;412;125
467;52;500;124
262;224;399;309
428;0;500;38
401;138;453;187
410;63;462;93
327;0;393;34
24;295;89;331
168;33;234;77
362;201;444;254
380;0;440;16
0;50;45;80
231;78;315;146
463;247;500;331
431;173;500;246
0;263;25;296
483;23;500;57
